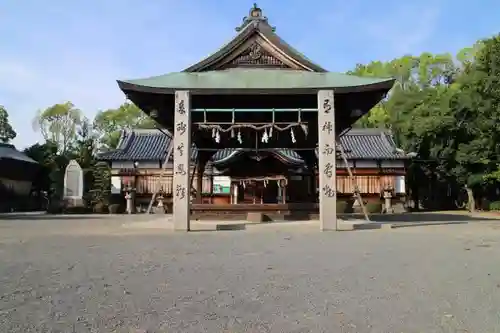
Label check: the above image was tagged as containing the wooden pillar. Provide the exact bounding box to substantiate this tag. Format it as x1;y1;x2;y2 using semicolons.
311;172;317;202
173;90;191;231
282;180;287;204
297;150;317;203
196;161;203;204
317;90;337;231
210;172;214;204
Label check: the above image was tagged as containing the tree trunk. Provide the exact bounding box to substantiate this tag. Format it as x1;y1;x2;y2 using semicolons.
465;186;475;213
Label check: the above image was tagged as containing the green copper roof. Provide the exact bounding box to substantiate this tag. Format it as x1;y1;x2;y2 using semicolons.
118;69;394;93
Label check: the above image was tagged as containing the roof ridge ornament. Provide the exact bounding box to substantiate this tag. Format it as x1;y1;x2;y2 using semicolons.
235;3;276;32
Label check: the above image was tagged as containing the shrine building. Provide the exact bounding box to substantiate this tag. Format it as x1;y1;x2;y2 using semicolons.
112;4;396;230
99;128;409;211
0;143;40;212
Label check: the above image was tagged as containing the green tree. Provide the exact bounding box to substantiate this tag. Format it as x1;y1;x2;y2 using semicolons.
23;141;71;200
451;35;500;208
74;117;97;167
0;105;16;143
90;161;111;212
73;117;99;202
93;102;156;149
349;44;500;210
32;102;82;154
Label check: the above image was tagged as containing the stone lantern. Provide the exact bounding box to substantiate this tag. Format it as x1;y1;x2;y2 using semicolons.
154;188;166;214
383;184;394;214
123;182;136;214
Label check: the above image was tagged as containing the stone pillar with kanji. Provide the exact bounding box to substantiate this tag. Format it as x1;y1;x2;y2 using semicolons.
317;90;337;231
173;91;191;231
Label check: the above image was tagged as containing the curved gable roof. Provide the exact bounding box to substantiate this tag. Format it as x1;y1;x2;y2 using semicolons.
183;19;326;73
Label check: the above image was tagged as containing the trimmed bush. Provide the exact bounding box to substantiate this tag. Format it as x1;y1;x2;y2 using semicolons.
336;201;348;213
480;199;491;211
47;202;63;214
63;206;92;214
489;201;500;211
108;204;123;214
93;202;108;214
336;200;354;213
365;202;383;214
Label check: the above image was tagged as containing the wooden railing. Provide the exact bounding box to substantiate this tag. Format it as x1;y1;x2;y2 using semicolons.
126;174;399;196
134;175;213;195
336;175;396;194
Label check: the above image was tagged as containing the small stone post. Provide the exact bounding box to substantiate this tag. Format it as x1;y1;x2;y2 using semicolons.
383;186;394;214
154;189;166;214
317;90;337;231
173;90;191;231
124;183;135;214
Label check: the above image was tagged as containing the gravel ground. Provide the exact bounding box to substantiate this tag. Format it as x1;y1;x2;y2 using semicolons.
1;215;500;332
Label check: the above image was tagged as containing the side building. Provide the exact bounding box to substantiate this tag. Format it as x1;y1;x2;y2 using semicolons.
98;128;409;209
0;143;40;212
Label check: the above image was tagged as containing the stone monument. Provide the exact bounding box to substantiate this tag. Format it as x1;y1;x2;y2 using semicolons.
63;160;84;207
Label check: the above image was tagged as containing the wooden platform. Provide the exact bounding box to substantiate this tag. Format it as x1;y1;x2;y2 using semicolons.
191;203;319;221
192;203;318;212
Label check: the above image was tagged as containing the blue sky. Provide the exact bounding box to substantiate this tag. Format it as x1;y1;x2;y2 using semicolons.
1;0;498;149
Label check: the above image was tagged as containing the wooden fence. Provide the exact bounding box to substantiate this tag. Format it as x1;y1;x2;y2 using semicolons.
124;174;400;196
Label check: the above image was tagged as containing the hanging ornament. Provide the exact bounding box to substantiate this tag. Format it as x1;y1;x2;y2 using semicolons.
237;130;243;144
215;129;220;143
211;128;216;138
261;128;268;143
231;127;235;138
269;126;273;138
300;123;308;137
290;128;296;143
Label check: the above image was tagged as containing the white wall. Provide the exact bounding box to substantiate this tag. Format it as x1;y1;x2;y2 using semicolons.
354;160;378;168
381;160;405;168
111;159;405;171
111;161;161;169
395;176;406;194
337;159;354;168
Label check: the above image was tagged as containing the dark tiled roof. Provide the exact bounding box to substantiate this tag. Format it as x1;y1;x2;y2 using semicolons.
98;129;172;161
97;128;407;164
0;143;38;164
333;128;407;160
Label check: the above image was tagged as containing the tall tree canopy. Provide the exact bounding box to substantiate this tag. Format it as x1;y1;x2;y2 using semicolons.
351;35;500;209
93;102;156;149
32;102;82;154
0;105;17;143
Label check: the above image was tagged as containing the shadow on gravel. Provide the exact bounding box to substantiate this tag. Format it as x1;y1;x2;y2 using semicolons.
0;213;109;221
340;212;496;223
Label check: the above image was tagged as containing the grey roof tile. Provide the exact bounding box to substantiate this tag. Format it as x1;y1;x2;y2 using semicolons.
98;129;172;161
0;143;38;164
97;128;407;164
336;128;407;160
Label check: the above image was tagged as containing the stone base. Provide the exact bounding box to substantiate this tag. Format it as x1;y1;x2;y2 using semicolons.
153;206;166;214
246;212;264;223
383;207;395;214
64;197;84;207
